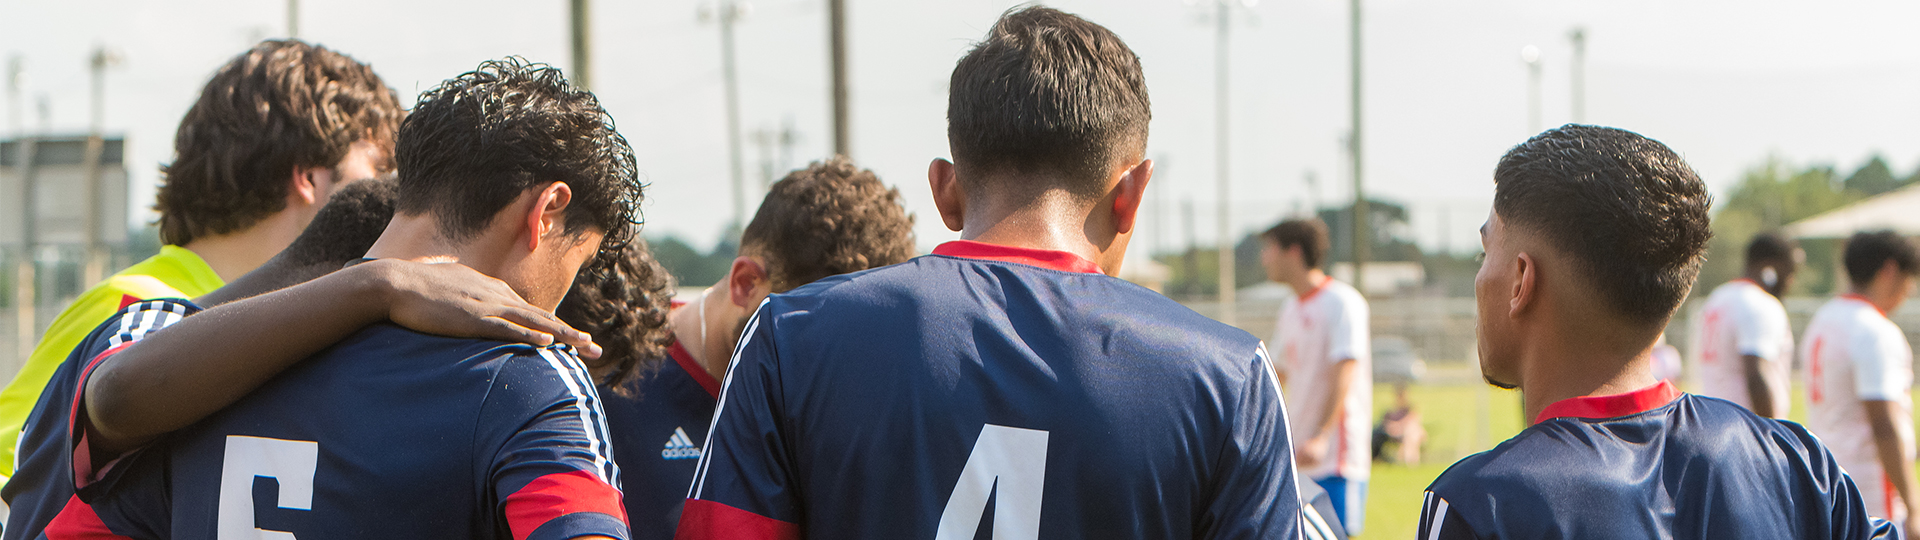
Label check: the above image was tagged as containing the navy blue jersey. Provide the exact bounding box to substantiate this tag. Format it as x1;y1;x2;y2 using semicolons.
60;323;630;540
604;340;717;539
2;299;198;540
679;241;1303;540
1419;381;1897;539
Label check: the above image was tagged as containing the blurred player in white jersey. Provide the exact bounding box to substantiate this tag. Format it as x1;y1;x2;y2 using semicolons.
1259;218;1372;534
1692;232;1799;418
1803;230;1920;532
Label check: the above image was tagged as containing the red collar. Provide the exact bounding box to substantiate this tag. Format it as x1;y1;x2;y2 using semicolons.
668;339;721;398
1841;294;1890;317
1296;276;1336;303
931;240;1103;274
1533;380;1681;425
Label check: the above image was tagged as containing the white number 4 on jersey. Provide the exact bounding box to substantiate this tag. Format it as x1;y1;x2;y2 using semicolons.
935;424;1049;540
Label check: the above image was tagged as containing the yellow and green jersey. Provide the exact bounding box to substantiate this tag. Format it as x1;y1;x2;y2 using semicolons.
0;245;223;480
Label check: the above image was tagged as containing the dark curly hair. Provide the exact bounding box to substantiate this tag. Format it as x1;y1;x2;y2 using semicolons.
395;57;641;257
948;6;1150;201
157;39;403;246
278;176;396;270
1842;230;1919;288
741;156;917;293
1494;124;1713;324
557;235;676;395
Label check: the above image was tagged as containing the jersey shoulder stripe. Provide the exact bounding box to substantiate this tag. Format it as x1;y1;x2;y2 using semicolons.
534;347;619;487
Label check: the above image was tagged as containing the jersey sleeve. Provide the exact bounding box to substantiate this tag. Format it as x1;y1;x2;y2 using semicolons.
0;285;155;478
71;300;200;490
1415;492;1481;540
1195;345;1302;540
1323;293;1368;365
484;348;630;540
677;306;802;540
1849;323;1909;401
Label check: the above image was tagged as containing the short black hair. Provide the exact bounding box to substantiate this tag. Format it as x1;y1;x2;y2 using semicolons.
1843;230;1919;287
1493;124;1712;323
395;57;640;256
1263;219;1331;270
277;177;396;269
557;236;675;396
1745;232;1798;271
947;5;1150;201
740;157;917;293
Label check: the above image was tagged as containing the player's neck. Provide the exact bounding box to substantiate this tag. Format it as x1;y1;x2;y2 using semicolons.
1517;323;1661;423
180;210;305;283
1288;270;1330;298
667;294;729;382
959;192;1116;274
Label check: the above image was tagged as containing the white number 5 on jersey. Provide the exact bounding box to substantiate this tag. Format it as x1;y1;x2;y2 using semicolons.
935;424;1050;540
218;436;318;540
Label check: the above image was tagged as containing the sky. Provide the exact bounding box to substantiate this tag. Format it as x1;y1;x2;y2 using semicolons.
5;0;1920;261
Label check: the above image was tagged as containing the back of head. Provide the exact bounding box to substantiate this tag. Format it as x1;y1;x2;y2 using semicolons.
395;57;640;254
557;236;676;394
1263;218;1331;270
158;39;402;246
1745;232;1797;271
1842;230;1919;288
947;6;1149;201
1494;124;1712;325
741;156;917;293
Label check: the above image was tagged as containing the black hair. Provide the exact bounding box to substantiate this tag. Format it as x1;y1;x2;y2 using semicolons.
947;5;1150;201
1263;219;1331;270
277;177;397;269
1493;124;1713;323
557;235;675;396
1843;230;1919;288
1745;232;1798;271
740;156;917;293
395;57;640;258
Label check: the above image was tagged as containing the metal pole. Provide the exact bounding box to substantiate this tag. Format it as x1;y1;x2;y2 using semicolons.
1523;45;1542;133
1214;0;1236;326
720;1;747;229
571;0;592;90
1570;28;1586;123
1350;0;1367;295
83;49;110;286
287;0;299;38
828;0;850;158
6;56;24;364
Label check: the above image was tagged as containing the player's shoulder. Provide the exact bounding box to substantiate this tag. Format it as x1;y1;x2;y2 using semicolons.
330;324;581;371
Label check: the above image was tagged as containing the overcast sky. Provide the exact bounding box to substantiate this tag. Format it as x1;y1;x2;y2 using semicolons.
6;0;1920;260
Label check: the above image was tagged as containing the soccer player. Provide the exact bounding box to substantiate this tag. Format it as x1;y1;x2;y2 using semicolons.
61;58;638;539
678;7;1304;540
1417;125;1895;539
1802;230;1920;532
1692;232;1799;418
1;178;595;538
0;39;402;478
1258;217;1372;534
573;157;916;538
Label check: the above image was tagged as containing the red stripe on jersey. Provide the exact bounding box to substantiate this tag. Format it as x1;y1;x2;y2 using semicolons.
116;294;141;310
44;495;136;540
504;469;628;540
1534;380;1681;425
675;499;799;540
671;340;721;398
931;240;1103;274
69;342;135;488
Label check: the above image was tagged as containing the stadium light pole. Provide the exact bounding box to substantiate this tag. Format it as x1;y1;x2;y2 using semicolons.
1350;0;1367;296
7;56;29;364
1198;0;1254;326
703;1;751;230
1522;45;1542;134
1569;28;1586;123
82;47;121;287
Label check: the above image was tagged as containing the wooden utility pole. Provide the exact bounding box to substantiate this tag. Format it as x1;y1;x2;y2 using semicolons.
828;0;850;157
571;0;592;89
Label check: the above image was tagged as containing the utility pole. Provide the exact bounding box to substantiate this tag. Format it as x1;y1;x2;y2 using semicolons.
7;56;29;363
1205;0;1253;326
571;0;592;89
1569;28;1586;123
82;47;120;287
1350;0;1368;295
751;127;777;191
1522;45;1542;133
287;0;299;38
828;0;850;158
704;1;750;229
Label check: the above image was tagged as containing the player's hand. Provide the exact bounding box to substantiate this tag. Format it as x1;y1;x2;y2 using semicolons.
361;259;602;359
1295;434;1328;469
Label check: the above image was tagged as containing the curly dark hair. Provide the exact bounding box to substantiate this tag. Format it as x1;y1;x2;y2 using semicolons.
741;156;917;293
948;6;1151;201
1842;230;1919;288
556;235;676;395
1494;124;1713;323
395;57;641;257
1263;218;1331;270
278;176;396;270
156;39;403;246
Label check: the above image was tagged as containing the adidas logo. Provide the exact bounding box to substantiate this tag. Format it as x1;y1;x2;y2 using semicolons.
661;427;702;460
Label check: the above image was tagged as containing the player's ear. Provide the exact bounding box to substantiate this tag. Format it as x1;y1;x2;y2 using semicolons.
728;256;770;309
1510;251;1537;318
930;158;965;232
524;182;574;252
289;166;329;205
1111;159;1152;235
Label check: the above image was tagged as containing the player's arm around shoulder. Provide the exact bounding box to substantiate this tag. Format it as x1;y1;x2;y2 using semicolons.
484;346;630;540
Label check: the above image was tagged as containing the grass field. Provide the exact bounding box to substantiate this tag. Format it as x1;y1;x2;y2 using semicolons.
1353;377;1907;537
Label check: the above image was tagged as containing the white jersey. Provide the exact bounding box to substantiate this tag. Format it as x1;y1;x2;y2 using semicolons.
1273;278;1372;481
1802;295;1916;522
1691;279;1794;418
